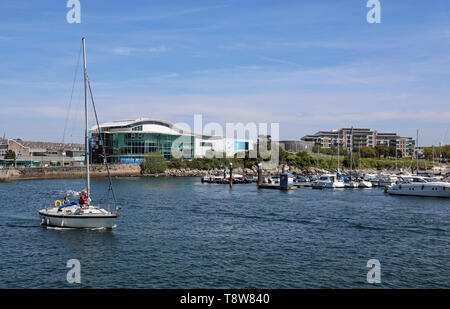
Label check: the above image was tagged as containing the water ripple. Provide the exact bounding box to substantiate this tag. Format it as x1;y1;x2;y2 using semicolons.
0;177;449;288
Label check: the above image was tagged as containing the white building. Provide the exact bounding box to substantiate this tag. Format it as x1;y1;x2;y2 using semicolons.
90;118;254;163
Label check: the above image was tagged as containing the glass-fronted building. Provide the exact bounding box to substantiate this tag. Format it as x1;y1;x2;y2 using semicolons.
90;119;253;164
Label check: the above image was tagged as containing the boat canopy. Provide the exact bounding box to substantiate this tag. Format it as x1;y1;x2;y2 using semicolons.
58;201;79;212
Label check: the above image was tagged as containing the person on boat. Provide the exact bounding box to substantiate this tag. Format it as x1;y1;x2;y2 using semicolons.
79;191;88;208
63;196;70;205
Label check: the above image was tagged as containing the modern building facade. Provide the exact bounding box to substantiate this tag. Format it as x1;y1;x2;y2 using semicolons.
90;118;253;164
302;128;415;157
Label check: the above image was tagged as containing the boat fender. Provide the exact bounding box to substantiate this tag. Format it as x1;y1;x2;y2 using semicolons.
54;200;62;207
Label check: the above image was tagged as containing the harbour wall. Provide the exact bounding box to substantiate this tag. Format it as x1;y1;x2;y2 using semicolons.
0;164;141;181
0;164;415;182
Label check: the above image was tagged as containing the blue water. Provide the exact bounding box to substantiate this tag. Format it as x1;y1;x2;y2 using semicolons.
0;177;448;288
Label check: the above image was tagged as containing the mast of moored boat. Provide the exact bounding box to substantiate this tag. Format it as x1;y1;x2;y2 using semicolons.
416;129;419;175
350;126;353;178
82;37;90;197
337;132;340;173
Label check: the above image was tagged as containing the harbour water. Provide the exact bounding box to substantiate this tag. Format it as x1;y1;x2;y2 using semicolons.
0;177;448;288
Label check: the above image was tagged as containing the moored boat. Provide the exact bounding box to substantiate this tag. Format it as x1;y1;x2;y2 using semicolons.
313;174;345;189
386;181;450;197
358;180;373;188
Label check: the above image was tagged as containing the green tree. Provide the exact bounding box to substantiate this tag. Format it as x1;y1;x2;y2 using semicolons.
243;150;261;169
278;147;290;164
343;152;361;169
423;147;433;160
140;152;168;173
167;157;185;169
286;151;314;168
4;150;16;160
358;146;376;158
375;144;390;158
388;146;398;158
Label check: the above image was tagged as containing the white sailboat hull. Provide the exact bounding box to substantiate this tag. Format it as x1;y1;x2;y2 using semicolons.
358;181;373;188
345;182;359;188
39;206;118;229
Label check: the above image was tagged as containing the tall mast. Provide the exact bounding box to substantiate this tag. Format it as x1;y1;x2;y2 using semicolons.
82;37;90;197
395;140;398;171
432;145;435;167
337;132;340;173
350;126;353;176
416;129;419;174
359;142;361;170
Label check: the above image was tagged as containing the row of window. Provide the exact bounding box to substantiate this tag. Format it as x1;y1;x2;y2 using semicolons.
398;185;446;191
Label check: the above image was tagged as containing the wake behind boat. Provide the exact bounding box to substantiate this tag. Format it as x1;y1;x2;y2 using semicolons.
39;38;119;229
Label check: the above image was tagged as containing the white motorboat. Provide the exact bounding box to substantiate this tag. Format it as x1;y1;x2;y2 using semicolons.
386;180;450;197
378;175;398;187
201;175;210;183
364;173;380;187
364;173;378;181
39;38;119;229
313;174;345;189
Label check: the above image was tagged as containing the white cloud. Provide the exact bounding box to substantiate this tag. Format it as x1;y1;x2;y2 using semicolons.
147;46;168;53
112;46;168;56
112;47;136;56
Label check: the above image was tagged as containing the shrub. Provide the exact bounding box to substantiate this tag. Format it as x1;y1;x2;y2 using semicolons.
140;152;168;173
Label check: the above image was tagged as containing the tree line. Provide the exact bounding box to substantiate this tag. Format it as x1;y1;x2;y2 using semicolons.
312;144;403;158
140;145;443;174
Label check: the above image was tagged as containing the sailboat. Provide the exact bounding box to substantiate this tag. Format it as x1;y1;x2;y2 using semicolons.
313;134;344;189
357;138;372;188
39;38;119;229
345;127;359;188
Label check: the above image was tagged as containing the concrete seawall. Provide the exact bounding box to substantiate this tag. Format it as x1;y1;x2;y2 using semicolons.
0;164;417;182
0;165;141;181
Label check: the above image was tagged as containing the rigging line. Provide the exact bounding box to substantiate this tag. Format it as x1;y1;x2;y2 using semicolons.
442;123;450;145
87;77;118;209
61;42;83;145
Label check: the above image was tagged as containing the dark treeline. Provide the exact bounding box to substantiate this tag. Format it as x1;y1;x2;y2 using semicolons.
140;145;443;174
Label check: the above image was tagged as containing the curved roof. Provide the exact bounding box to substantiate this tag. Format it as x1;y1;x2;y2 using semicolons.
90;118;217;138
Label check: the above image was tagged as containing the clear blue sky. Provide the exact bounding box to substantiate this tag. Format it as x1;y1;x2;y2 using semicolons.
1;0;449;145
